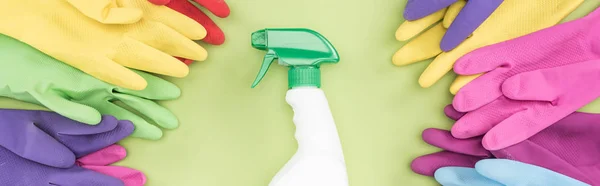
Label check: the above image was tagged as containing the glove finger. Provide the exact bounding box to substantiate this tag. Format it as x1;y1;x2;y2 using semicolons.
481;104;561;151
36;114;118;136
417;52;452;88
114;37;190;78
452;69;507;112
77;145;127;166
148;0;170;5
83;165;147;186
56;119;134;157
13;111;127;159
115;70;181;100
168;0;226;45
442;0;466;29
444;104;465;120
451;97;519;139
393;23;444;66
452;46;512;76
419;36;487;88
114;93;179;130
403;0;456;20
92;101;163;140
66;0;143;24
501;72;558;102
422;129;491;157
121;0;207;40
193;0;231;18
441;0;503;51
50;167;124;186
29;91;102;124
178;57;195;65
411;151;484;176
449;74;478;95
68;55;148;90
434;167;503;186
501;61;600;102
396;8;446;41
475;159;590;186
129;22;208;61
0;110;75;168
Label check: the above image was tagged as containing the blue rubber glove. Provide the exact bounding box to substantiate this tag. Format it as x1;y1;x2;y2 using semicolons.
435;159;590;186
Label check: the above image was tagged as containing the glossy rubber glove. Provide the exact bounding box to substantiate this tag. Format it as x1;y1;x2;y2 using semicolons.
0;146;126;186
69;0;224;65
0;109;133;168
0;109;134;185
452;60;600;150
452;8;600;110
411;105;600;185
79;145;147;186
403;0;503;51
64;0;143;24
0;34;179;140
435;159;590;186
393;0;582;89
149;0;230;45
0;0;207;90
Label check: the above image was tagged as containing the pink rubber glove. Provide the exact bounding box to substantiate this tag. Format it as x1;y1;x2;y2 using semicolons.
79;145;147;186
452;60;600;150
453;7;600;112
412;105;600;185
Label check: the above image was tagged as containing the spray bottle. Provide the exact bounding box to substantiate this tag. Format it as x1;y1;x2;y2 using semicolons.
251;28;349;186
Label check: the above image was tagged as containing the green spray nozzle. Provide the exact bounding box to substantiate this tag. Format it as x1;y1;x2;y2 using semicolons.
251;28;339;89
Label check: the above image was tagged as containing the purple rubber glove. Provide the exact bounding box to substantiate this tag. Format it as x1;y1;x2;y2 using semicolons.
0;146;125;185
403;0;503;51
0;109;134;185
411;105;600;185
403;0;456;20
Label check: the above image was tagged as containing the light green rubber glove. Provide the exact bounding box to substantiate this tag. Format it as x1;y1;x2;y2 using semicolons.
0;34;180;140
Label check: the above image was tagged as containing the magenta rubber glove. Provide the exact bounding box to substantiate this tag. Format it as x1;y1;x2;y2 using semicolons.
411;105;600;185
453;7;600;111
79;145;147;186
403;0;503;51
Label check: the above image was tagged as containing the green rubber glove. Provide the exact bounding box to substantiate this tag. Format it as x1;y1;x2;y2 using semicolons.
0;34;180;140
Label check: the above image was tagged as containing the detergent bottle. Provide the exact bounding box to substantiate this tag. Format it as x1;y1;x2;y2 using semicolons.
251;28;348;186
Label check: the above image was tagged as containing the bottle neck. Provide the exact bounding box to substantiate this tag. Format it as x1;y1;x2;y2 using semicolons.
288;66;321;89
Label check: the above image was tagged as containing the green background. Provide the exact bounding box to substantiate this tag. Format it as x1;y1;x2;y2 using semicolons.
2;0;600;185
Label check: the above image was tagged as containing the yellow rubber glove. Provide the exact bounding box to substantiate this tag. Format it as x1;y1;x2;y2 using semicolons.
66;0;143;24
443;1;466;29
393;0;583;92
393;0;465;70
0;0;208;90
